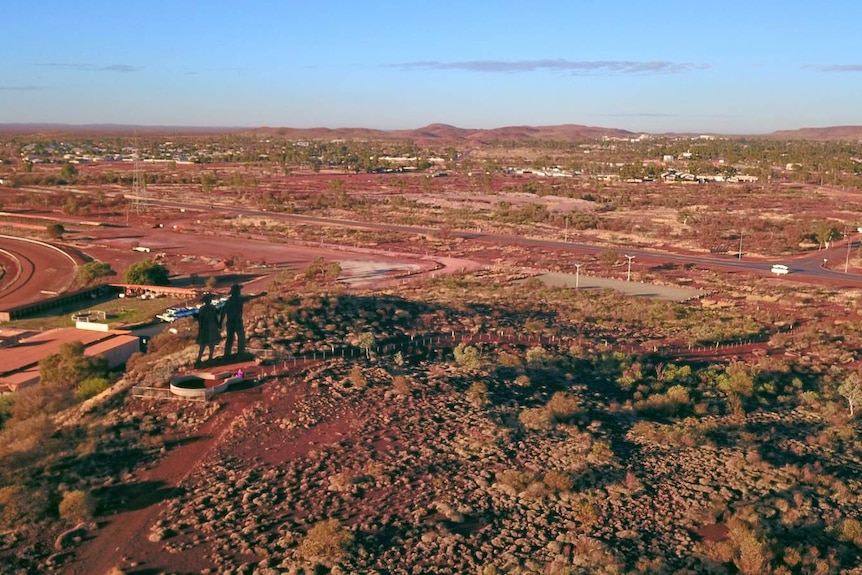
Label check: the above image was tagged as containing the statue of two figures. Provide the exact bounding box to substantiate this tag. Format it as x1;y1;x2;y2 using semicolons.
195;284;265;366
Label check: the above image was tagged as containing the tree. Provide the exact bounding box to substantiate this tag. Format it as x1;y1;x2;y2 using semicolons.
718;361;754;418
59;162;78;184
45;223;65;239
124;259;170;286
326;262;342;282
599;248;619;270
814;221;840;250
76;261;115;286
355;332;375;359
29;341;110;415
199;170;218;192
40;341;108;388
838;373;862;416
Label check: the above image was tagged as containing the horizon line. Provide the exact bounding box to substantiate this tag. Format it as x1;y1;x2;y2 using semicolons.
1;121;860;138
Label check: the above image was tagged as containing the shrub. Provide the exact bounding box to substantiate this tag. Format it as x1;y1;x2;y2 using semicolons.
497;351;522;367
46;222;65;239
58;489;97;523
525;346;548;364
0;414;56;456
782;546;802;568
76;261;116;286
0;484;50;528
514;374;531;387
587;440;617;466
299;518;353;561
572;499;600;528
543;470;573;493
391;374;410;395
454;344;482;370
348;365;367;389
496;469;535;493
727;511;773;575
547;391;580;423
634;386;691;419
519;407;553;431
467;381;489;407
76;377;111;400
0;396;10;430
839;517;862;543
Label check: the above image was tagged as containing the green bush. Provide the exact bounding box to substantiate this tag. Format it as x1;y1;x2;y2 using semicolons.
525;346;548;364
497;351;522;367
76;377;111;400
124;259;170;286
76;261;116;286
839;517;862;543
454;344;482;370
634;385;691;419
58;489;96;523
299;518;353;561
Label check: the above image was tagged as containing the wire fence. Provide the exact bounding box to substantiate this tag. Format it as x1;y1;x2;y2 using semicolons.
246;324;790;372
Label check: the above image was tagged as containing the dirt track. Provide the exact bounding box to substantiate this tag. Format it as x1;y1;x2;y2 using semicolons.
0;234;79;308
69;381;269;575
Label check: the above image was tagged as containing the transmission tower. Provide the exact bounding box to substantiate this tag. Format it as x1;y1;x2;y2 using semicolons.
131;133;145;219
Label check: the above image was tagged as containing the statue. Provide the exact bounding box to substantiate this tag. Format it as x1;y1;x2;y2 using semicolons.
195;293;221;365
220;284;265;358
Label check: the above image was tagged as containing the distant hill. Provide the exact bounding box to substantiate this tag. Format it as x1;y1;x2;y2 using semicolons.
2;122;862;142
253;123;636;144
767;126;862;141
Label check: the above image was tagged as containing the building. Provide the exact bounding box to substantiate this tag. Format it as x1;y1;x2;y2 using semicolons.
0;327;140;393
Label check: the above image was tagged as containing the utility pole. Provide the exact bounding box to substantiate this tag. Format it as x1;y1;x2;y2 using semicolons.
846;231;853;273
738;229;743;260
574;263;583;289
625;255;635;282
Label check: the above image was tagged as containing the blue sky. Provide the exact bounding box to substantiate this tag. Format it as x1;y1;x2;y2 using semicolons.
2;0;861;133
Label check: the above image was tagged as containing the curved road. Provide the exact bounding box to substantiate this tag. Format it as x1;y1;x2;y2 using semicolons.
0;235;79;308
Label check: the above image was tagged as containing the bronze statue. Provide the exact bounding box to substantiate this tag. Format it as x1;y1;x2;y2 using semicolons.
221;284;265;357
195;293;221;365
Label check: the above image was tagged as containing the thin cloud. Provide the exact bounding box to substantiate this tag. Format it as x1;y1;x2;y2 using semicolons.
98;64;141;73
807;64;862;72
0;85;43;91
37;63;142;73
597;113;678;118
394;59;705;75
